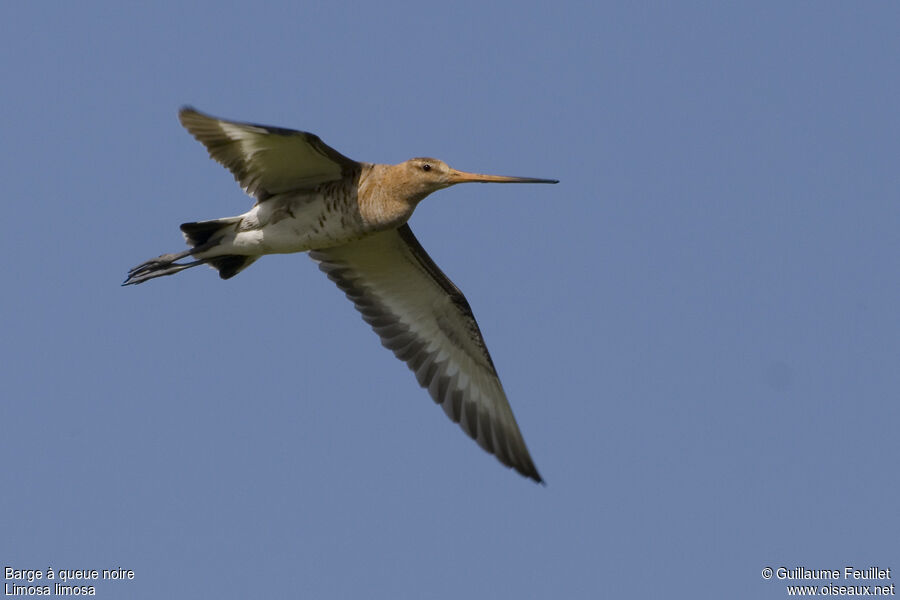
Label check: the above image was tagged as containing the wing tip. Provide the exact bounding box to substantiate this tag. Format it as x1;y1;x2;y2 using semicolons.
517;458;544;484
178;104;200;121
527;471;545;485
178;106;209;135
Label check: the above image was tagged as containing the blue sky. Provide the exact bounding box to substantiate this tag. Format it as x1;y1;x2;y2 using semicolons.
2;2;898;598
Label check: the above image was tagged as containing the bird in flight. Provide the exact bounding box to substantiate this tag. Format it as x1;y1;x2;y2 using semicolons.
124;107;558;482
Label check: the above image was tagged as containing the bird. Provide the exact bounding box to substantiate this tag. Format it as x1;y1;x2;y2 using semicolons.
124;107;558;482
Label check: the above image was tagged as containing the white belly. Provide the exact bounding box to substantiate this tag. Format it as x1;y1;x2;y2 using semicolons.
215;191;370;256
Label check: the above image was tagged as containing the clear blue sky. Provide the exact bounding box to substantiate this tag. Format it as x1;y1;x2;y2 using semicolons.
2;2;898;598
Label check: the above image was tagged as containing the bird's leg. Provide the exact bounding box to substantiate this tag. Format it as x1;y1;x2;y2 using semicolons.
125;248;196;279
125;240;220;279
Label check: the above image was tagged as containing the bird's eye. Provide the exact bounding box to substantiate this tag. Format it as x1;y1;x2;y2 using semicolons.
422;163;432;172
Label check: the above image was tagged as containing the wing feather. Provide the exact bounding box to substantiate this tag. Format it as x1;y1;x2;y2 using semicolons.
179;107;360;201
310;225;542;482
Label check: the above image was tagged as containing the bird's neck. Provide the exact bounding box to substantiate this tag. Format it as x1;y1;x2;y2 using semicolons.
357;163;424;228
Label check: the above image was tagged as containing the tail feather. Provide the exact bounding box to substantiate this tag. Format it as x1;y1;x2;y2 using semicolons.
208;255;257;279
181;218;237;247
123;216;256;285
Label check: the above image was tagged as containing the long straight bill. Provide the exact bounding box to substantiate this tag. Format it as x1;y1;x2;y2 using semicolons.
449;170;559;184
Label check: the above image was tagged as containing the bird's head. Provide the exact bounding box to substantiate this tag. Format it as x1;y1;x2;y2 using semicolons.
394;157;558;204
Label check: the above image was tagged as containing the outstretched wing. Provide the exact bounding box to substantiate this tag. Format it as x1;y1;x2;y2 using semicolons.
179;107;360;201
310;225;542;482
